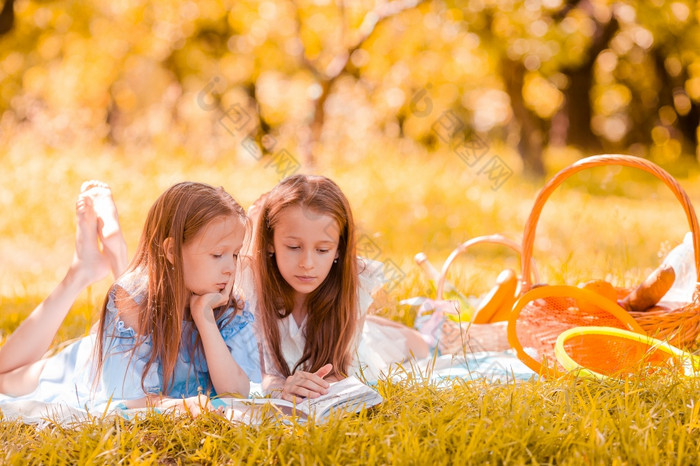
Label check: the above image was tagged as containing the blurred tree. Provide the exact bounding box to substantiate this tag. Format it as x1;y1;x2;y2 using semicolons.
627;0;699;162
1;0;699;174
293;0;427;167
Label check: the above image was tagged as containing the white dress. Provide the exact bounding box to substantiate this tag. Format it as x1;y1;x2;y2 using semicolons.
241;258;411;383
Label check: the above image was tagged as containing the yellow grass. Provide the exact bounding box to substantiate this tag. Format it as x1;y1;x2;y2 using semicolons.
2;141;700;463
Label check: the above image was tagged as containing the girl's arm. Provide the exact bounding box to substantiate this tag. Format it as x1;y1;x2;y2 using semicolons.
261;372;285;395
190;277;250;397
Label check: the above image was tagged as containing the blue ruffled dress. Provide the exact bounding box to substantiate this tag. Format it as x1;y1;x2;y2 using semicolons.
0;271;261;414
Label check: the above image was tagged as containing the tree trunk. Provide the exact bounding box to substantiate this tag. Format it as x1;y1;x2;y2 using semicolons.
561;68;601;152
301;79;333;171
0;0;15;35
558;10;617;153
502;58;546;177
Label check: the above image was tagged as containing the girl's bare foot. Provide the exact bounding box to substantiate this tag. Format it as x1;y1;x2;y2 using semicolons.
70;195;110;287
80;180;128;278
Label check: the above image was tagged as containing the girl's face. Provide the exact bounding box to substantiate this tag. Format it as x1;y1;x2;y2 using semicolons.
182;214;245;295
271;206;340;302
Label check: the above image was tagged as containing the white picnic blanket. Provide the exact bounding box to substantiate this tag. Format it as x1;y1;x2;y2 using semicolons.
0;350;534;426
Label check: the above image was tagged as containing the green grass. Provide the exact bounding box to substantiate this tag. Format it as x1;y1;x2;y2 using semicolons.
3;143;700;463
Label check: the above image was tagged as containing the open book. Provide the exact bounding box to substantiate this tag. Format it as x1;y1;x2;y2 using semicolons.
218;376;383;424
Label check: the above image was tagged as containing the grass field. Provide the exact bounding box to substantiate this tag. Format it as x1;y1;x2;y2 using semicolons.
2;142;700;464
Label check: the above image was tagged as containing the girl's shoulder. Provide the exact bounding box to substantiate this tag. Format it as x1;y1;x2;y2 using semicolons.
235;259;259;315
357;257;385;293
105;268;146;333
111;268;148;303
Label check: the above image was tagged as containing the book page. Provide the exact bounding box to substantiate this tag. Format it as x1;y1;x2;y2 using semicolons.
297;376;383;419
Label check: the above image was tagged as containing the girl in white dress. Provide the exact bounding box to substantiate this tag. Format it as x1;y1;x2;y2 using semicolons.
250;174;428;401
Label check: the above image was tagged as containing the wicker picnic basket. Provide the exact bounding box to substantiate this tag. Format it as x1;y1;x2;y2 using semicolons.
507;154;700;376
431;234;540;354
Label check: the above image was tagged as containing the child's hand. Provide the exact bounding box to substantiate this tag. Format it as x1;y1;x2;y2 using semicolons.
190;275;234;326
279;364;333;402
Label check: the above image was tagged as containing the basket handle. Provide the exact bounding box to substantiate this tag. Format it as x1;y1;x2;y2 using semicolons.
436;234;540;299
521;154;700;291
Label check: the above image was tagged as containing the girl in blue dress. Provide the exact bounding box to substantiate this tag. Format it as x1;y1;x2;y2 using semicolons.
0;181;260;414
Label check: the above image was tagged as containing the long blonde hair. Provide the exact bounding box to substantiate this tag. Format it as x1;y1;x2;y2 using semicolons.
254;174;358;378
95;182;247;395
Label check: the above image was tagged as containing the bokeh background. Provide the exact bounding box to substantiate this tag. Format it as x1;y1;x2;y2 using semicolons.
1;0;700;320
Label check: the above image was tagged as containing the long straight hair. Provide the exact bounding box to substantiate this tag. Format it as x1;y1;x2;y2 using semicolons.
95;182;247;395
255;174;358;378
